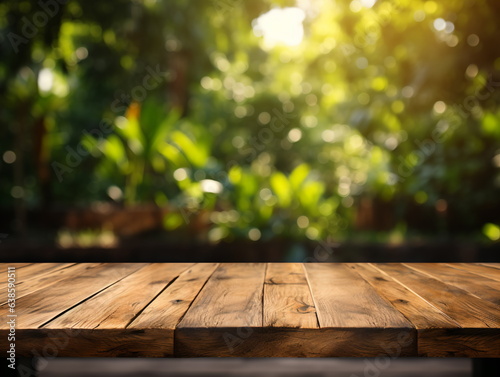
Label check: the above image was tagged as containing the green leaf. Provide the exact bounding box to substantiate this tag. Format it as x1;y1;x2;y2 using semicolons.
170;131;208;168
103;135;128;169
270;171;291;207
299;181;325;212
289;163;310;191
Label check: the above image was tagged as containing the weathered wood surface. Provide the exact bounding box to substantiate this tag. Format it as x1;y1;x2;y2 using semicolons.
0;263;498;358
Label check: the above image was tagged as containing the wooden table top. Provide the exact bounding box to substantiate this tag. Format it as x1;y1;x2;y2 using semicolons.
1;263;499;358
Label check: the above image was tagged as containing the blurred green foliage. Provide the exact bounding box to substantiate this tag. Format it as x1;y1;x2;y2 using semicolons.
1;0;499;243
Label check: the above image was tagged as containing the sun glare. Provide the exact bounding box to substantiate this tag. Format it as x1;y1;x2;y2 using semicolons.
252;7;306;49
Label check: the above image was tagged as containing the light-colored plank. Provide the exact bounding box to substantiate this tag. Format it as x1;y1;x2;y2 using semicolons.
304;263;413;328
405;263;500;305
0;263;146;329
175;263;269;356
446;263;500;282
263;263;318;328
0;263;32;275
45;263;193;330
346;263;459;329
0;264;102;305
374;263;500;328
129;263;219;330
475;263;500;270
14;263;73;280
177;263;266;328
265;263;308;284
0;263;74;295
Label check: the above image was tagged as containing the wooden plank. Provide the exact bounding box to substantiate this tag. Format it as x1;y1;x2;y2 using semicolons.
175;327;416;357
175;263;268;357
304;263;413;328
0;262;497;358
14;263;73;281
445;263;500;282
0;263;32;275
374;263;500;328
476;263;500;270
419;328;500;357
126;263;218;356
0;263;74;294
0;263;102;305
44;263;193;330
2;329;171;357
346;263;459;329
129;263;219;330
177;263;416;357
405;263;500;305
177;263;266;328
263;263;318;328
265;263;308;284
0;263;145;329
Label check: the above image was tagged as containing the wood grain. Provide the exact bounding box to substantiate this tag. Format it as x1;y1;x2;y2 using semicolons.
0;263;99;305
374;263;500;328
177;263;266;328
0;263;145;329
0;263;32;275
475;263;500;270
0;328;172;357
445;263;500;282
419;328;500;357
175;263;267;357
130;263;219;330
405;263;500;305
304;263;413;328
14;263;73;281
2;262;499;358
346;263;459;329
263;263;318;329
44;263;193;330
175;327;416;357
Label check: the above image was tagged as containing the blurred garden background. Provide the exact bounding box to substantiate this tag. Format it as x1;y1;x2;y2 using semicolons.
0;0;499;262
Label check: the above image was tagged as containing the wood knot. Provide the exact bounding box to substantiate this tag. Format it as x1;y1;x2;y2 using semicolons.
297;304;315;313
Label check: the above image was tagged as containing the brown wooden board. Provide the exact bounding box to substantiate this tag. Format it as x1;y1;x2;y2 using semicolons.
304;263;413;328
1;263;498;358
346;263;459;329
263;263;318;328
0;263;145;329
44;263;193;330
445;263;500;282
405;263;500;305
